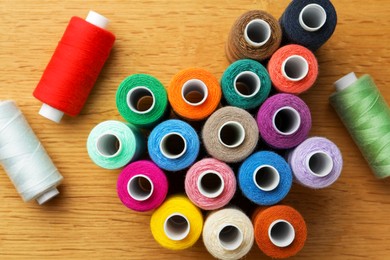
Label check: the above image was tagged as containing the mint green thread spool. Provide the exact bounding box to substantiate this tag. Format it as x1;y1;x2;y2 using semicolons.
87;120;145;169
330;73;390;179
116;74;168;128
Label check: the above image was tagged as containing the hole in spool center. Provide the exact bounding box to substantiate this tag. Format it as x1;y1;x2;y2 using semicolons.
127;175;153;201
218;121;245;148
96;134;121;157
269;220;295;248
300;4;327;31
254;165;280;191
308;152;333;177
182;79;208;106
197;171;224;198
218;225;244;251
234;71;261;97
273;107;301;135
244;19;272;47
164;214;190;241
160;133;187;159
282;55;309;82
127;87;155;114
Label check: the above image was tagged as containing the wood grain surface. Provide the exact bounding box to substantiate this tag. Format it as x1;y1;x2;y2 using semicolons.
1;0;390;259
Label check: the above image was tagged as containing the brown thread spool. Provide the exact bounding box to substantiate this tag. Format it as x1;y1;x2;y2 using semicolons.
226;10;282;62
202;106;259;163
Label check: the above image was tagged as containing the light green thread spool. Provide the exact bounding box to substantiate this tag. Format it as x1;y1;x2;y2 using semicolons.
330;73;390;179
87;120;145;170
116;74;168;128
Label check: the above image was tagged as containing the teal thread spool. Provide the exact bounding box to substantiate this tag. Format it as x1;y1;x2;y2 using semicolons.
330;73;390;179
221;59;271;110
116;74;168;128
87;120;145;169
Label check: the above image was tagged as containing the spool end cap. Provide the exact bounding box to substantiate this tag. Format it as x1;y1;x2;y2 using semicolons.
39;103;64;123
36;187;60;205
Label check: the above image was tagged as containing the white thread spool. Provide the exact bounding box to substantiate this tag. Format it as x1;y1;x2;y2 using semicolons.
299;4;327;32
334;72;358;92
0;101;63;204
233;71;261;98
127;86;155;114
244;19;272;47
127;174;154;201
306;151;334;177
181;79;208;106
164;213;191;241
272;106;301;135
197;170;225;198
253;165;280;191
159;132;187;159
218;121;246;148
281;55;309;82
39;10;110;123
268;220;296;247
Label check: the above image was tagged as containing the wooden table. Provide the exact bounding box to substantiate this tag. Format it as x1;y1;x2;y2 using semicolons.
1;0;389;259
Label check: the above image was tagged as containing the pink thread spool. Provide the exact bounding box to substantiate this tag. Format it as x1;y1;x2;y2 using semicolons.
185;158;236;210
117;160;168;212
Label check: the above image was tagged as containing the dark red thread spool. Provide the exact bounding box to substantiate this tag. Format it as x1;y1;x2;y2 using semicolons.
33;11;116;123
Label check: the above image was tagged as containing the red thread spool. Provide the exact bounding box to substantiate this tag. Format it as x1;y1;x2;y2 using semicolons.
33;11;116;123
267;44;318;95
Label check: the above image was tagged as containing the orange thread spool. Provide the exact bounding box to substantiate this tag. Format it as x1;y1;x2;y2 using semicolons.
253;205;307;258
168;68;221;121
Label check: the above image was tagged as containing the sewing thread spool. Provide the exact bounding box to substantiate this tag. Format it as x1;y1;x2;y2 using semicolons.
87;120;145;169
117;160;168;212
185;158;236;210
221;59;271;110
226;10;282;62
253;205;307;258
267;44;318;94
33;11;116;123
330;73;390;179
257;93;312;149
288;137;343;188
116;74;168;128
238;151;292;205
0;101;63;204
202;106;259;163
168;68;221;121
150;195;203;250
280;0;337;51
148;119;200;171
202;208;254;260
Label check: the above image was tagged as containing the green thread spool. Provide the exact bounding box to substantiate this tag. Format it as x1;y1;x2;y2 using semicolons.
116;74;168;128
87;120;145;169
221;59;271;110
330;73;390;179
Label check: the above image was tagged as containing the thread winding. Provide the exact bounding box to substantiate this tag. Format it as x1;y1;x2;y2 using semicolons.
226;10;282;62
33;11;115;123
185;158;236;210
0;101;63;204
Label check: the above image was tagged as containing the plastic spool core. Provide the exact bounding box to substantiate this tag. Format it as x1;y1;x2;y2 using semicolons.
218;225;244;251
244;19;272;47
197;170;225;198
160;132;187;159
96;133;121;157
299;4;327;32
164;213;191;241
281;55;309;82
218;121;246;148
181;79;208;106
86;10;109;29
334;72;358;92
233;71;261;98
127;174;154;201
307;151;334;177
253;165;280;191
268;220;296;248
36;187;60;205
273;106;301;135
127;86;155;114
